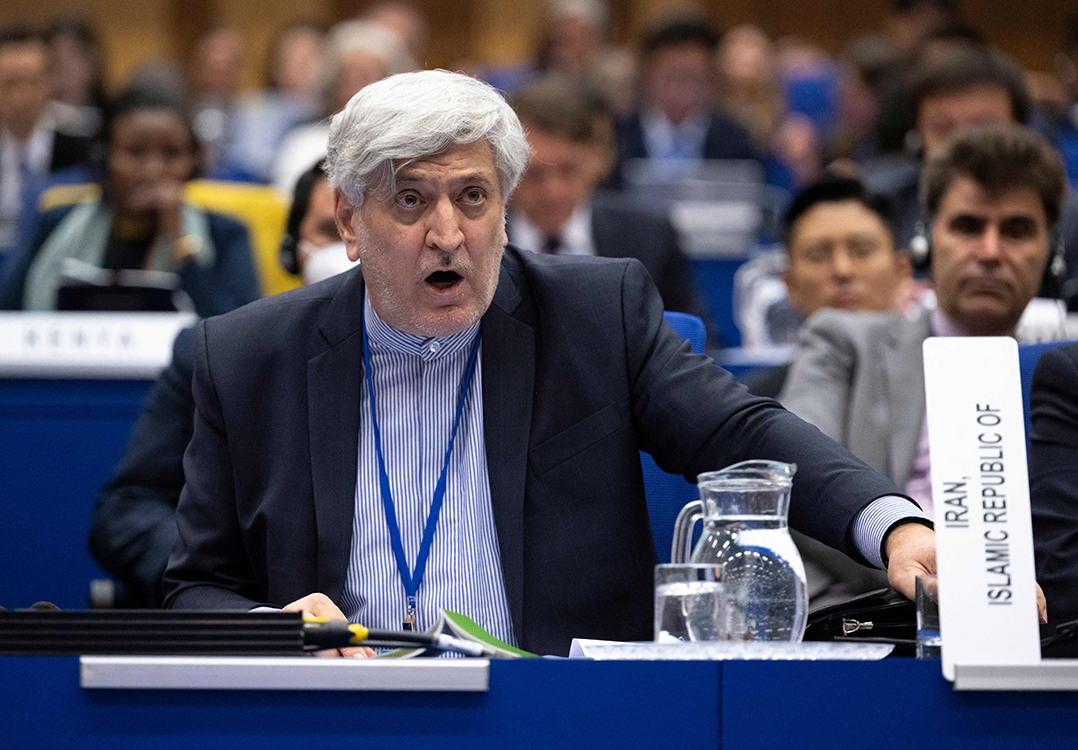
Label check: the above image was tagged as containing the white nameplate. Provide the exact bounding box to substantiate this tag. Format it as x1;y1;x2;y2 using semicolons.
0;312;196;379
923;337;1041;680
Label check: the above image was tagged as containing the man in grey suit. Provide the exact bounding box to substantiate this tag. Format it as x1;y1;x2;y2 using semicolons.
782;124;1067;523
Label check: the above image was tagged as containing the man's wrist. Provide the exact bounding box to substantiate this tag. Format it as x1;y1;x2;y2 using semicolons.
850;494;931;569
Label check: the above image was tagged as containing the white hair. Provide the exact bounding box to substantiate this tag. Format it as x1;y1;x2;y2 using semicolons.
326;69;531;205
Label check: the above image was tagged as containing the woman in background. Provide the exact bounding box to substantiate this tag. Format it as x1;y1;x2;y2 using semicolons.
0;87;260;316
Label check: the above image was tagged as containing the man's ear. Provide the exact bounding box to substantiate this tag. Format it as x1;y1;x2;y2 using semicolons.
334;189;362;262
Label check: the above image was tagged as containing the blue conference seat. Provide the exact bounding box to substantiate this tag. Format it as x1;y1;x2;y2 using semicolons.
1018;339;1077;446
642;312;706;563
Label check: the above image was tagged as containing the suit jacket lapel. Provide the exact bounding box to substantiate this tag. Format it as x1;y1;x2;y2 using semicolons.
308;270;366;602
884;311;931;487
481;258;534;638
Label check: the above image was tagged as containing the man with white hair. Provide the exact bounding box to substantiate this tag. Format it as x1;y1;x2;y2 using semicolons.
163;70;938;657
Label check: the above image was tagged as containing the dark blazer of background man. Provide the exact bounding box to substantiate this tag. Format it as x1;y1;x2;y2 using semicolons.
1029;342;1078;645
507;75;713;335
611;17;754;188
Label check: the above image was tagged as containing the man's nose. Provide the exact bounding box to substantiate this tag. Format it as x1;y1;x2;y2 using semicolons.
425;195;465;251
831;249;855;278
975;226;1003;264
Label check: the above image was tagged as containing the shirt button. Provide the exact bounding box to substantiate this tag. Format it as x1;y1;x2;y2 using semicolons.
429;341;441;354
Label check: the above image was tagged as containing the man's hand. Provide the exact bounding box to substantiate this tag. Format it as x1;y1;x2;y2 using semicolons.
884;522;1048;624
884;522;936;600
282;593;375;658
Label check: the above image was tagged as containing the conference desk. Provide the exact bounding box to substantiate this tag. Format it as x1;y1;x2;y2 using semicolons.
3;656;1078;748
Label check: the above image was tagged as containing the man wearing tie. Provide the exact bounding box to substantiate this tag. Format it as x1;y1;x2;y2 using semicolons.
506;75;711;333
164;70;938;656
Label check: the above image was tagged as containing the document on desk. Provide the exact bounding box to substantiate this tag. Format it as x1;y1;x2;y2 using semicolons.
567;639;893;660
923;337;1041;681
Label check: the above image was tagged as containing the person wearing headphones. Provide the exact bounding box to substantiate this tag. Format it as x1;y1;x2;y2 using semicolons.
780;124;1067;531
88;160;348;607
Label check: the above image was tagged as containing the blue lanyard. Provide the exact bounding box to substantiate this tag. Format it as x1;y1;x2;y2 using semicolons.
361;321;481;631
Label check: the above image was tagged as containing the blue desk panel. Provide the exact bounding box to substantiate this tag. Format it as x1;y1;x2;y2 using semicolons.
0;379;150;609
1;657;720;749
722;660;1078;749
4;657;1078;748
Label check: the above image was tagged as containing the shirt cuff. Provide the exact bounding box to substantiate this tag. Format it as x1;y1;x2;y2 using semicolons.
851;495;932;570
249;606;281;612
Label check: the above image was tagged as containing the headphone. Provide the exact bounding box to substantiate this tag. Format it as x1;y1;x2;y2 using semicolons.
910;218;1068;300
279;161;327;276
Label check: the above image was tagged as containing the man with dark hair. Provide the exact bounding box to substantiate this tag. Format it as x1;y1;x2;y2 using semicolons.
508;75;710;331
0;26;93;255
782;126;1065;547
611;16;754;187
743;175;911;399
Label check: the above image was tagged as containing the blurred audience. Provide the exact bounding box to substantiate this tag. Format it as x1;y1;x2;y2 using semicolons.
886;0;960;53
715;25;783;156
89;160;347;607
186;27;246;172
218;21;325;183
0;87;260;316
363;2;429;63
0;27;94;255
781;125;1068;515
507;75;711;332
45;17;107;136
861;42;1078;305
611;16;755;187
1042;16;1078;186
271;19;412;194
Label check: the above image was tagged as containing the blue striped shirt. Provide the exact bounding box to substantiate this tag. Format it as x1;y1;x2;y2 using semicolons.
339;294;516;645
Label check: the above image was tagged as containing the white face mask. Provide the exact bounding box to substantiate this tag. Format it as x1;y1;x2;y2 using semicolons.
300;241;359;285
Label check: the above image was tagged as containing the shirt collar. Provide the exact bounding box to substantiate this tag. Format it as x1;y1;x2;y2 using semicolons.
364;291;479;361
510;203;595;257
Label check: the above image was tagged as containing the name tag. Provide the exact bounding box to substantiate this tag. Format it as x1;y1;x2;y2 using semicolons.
0;312;195;379
923;337;1041;680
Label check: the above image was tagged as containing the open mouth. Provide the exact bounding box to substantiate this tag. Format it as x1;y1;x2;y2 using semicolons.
426;270;462;290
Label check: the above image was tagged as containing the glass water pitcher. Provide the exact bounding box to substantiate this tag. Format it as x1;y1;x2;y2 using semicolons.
672;460;808;642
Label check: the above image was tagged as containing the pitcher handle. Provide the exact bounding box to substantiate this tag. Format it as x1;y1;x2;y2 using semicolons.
672;500;703;563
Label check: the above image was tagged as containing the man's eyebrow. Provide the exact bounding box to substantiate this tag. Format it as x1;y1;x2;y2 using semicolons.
396;171;497;187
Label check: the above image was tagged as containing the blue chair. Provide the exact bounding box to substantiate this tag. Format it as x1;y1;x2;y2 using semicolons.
1018;339;1078;445
642;312;707;563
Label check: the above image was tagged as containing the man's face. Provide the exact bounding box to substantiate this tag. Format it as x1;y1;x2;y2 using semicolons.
335;140;508;337
644;43;713;125
784;199;908;318
0;41;49;138
931;176;1050;335
917;85;1014;158
513;127;599;235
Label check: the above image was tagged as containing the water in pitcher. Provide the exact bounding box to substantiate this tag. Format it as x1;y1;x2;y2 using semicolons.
695;514;807;641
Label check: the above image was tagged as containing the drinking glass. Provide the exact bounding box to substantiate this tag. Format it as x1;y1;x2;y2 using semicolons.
654;563;726;643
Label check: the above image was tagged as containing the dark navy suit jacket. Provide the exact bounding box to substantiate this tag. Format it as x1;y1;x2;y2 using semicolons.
89;328;196;607
163;245;901;655
1029;342;1078;642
